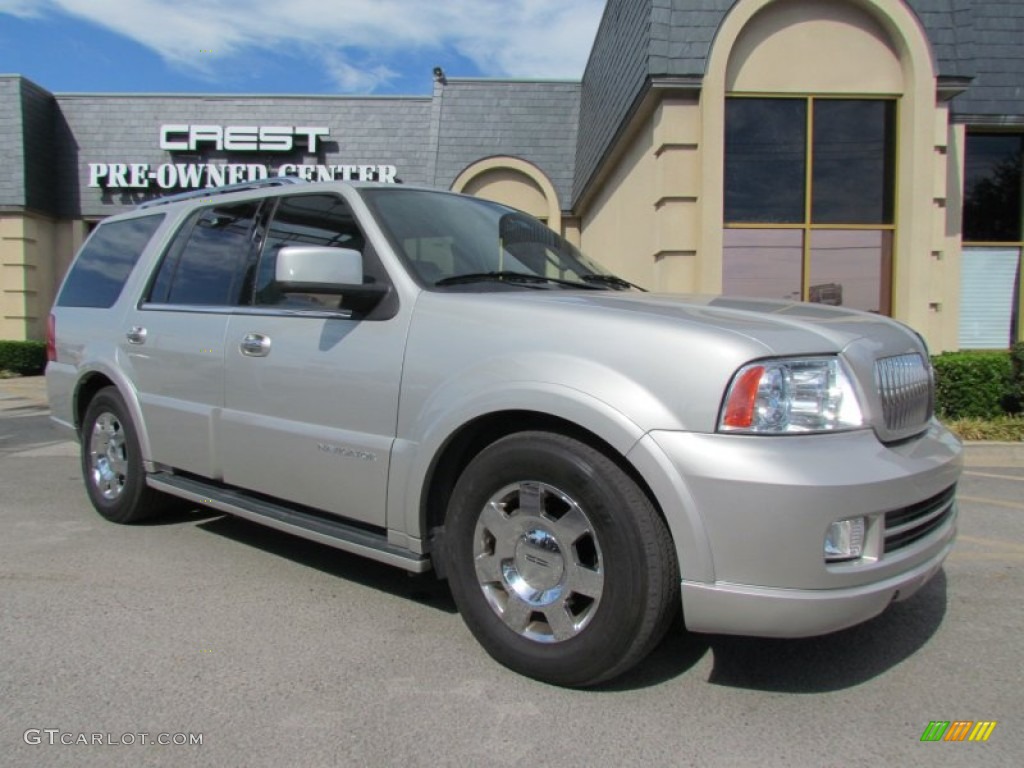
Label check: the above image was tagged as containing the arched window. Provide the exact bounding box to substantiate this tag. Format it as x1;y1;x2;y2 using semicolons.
724;96;897;312
715;0;913;316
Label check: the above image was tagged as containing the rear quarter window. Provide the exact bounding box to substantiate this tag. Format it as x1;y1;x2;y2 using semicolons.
57;214;165;308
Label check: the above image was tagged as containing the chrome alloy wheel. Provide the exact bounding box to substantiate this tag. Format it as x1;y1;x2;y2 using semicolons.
88;411;129;501
473;481;604;643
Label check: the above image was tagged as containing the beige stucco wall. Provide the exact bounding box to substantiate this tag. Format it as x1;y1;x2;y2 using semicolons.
0;213;84;341
724;0;904;93
562;217;582;248
925;109;963;351
461;168;549;220
579;96;703;292
1;213;51;341
579;109;659;288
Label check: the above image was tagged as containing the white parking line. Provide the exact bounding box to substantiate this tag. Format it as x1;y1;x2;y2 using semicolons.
964;470;1024;482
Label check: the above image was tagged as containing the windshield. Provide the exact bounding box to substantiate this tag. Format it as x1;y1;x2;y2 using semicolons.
360;188;622;289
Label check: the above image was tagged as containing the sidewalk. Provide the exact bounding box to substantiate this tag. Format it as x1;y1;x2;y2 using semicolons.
2;374;1022;466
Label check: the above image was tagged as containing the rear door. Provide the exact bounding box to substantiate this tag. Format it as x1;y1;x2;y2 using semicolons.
125;198;265;478
220;192;409;527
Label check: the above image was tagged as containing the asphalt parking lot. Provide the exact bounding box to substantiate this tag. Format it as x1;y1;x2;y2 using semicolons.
1;377;1020;767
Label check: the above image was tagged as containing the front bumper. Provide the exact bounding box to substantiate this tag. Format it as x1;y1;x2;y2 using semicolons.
630;420;961;638
681;535;952;637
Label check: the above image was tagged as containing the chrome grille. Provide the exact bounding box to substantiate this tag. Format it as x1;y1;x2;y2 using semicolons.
884;485;956;553
874;353;933;432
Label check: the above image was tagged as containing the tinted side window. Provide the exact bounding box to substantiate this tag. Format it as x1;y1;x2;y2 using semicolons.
149;200;262;306
254;194;365;305
57;214;165;308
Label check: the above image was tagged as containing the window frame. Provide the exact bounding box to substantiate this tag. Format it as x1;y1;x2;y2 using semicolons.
57;213;166;309
724;93;899;313
137;190;398;320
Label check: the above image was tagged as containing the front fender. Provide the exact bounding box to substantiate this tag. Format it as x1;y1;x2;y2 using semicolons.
386;377;714;583
389;379;645;540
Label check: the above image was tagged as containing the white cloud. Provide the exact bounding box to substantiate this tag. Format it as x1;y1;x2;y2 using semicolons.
0;0;45;14
321;52;399;93
0;0;605;90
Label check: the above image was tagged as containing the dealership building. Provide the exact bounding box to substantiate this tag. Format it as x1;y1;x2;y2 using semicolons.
2;0;1022;351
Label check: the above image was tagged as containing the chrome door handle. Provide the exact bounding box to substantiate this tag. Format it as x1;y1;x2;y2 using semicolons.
126;326;147;344
240;333;271;357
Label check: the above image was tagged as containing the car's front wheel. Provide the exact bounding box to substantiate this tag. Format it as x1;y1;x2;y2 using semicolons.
442;431;679;687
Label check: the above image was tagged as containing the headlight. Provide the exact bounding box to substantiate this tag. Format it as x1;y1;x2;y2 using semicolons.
718;357;864;434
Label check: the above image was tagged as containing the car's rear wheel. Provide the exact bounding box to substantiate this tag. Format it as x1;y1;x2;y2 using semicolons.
442;431;679;687
81;386;168;523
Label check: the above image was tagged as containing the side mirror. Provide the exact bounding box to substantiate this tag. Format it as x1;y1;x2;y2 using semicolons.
274;245;387;312
276;245;363;288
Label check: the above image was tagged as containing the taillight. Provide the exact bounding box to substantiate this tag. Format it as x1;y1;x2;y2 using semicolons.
46;313;57;362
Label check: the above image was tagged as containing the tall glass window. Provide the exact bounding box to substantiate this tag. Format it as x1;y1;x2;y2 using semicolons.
960;133;1022;348
724;96;896;314
725;99;806;223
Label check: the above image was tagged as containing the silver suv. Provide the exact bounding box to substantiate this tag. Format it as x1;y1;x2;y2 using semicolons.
46;179;962;687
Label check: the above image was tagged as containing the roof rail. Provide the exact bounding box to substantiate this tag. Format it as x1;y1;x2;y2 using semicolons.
136;176;307;209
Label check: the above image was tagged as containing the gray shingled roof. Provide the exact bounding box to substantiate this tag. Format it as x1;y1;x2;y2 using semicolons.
0;76;58;214
950;0;1024;119
0;78;26;210
432;80;581;208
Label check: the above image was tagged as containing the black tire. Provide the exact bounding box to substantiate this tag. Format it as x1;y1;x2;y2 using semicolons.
80;386;169;524
442;431;679;687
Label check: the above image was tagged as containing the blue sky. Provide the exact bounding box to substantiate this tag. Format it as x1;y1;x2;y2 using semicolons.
0;0;604;95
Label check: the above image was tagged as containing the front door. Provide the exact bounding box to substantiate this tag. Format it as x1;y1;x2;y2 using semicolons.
219;192;407;527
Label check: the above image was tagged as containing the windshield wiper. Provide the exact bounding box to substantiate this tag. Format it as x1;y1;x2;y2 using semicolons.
579;274;647;291
435;271;603;289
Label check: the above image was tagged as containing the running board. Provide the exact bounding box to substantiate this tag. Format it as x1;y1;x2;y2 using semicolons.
147;473;431;573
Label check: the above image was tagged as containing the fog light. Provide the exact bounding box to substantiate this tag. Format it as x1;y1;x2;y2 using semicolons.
825;518;865;562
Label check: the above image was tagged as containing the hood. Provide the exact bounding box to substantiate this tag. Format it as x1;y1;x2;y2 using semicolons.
469;290;922;357
408;289;930;437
